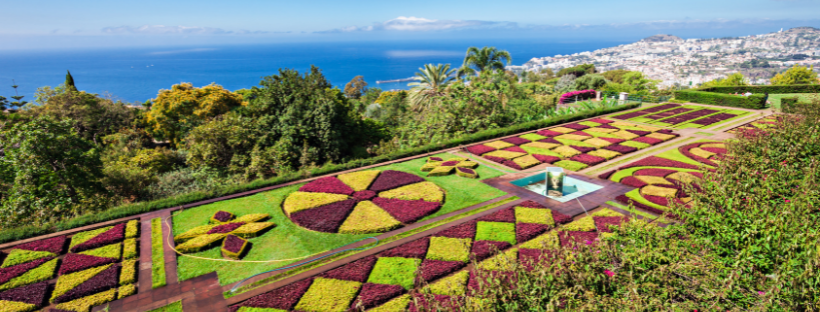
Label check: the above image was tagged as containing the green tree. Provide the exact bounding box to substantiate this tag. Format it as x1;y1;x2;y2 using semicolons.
0;117;109;227
700;72;748;87
601;69;631;84
622;71;659;94
557;64;596;78
144;83;244;146
554;75;577;93
183;113;260;176
456;46;512;79
573;74;609;90
407;63;456;112
8;80;28;109
770;65;818;85
343;75;368;99
65;70;76;90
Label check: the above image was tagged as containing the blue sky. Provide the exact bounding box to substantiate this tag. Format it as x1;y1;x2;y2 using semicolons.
2;0;820;50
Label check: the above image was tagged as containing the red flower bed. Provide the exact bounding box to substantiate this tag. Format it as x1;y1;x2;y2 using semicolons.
644;195;670;206
502;146;527;153
570;131;593;137
320;256;376;283
657;129;674;134
593;216;625;233
502;137;531;145
352;190;377;201
536;129;564;137
466;144;495;155
597;124;620;129
615;195;665;215
538;137;562;144
570;146;595;153
298;176;355;196
632;136;663;145
351;283;405;310
53;263;120;303
13;236;65;254
208;222;246;234
71;223;125;253
558;231;599;248
369;170;425;193
477;208;516;223
570;154;605;166
617;156;699;170
645;108;691;120
502;160;522;170
633;168;677;177
660;109;718;125
483;155;506;164
0;257;53;285
702;147;727;154
516;223;550;244
533;154;560;164
223;235;246;254
516;200;546;208
429;157;444;162
0;281;48;307
418;259;466;283
692;113;736;125
588;118;614;124
378;237;430;259
626;129;651;136
564;123;590;130
289;199;357;233
552;211;573;224
456;167;475;174
440;161;460;166
58;254;118;276
600;137;625;144
239;278;313;310
372;197;442;223
679;143;717;167
619;176;648;188
471;241;512;262
604;144;638;154
615;104;682;120
434;221;477;239
213;211;234;223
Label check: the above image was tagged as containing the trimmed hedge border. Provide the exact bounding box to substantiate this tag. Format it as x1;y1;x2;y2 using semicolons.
0;103;640;246
673;90;766;109
150;218;166;289
700;84;820;94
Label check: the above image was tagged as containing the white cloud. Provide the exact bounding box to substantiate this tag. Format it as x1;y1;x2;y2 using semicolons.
319;16;515;33
102;25;231;35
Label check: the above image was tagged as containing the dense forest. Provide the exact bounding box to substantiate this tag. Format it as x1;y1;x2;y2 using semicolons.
0;46;783;230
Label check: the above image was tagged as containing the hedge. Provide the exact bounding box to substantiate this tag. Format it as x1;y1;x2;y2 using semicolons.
781;97;800;113
698;84;820;94
673;90;767;109
0;103;640;245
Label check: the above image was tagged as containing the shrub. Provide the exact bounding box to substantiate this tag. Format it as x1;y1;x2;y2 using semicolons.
290;199;357;233
418;259;466;282
173;224;216;243
379;237;430;259
552;146;581;158
512;155;540;169
427;270;470;296
207;222;246;234
236;278;313;310
174;234;225;253
519;133;547;141
620;141;651;150
427;166;454;177
559;90;596;104
673;90;766;109
234;213;270;223
320;256;376;283
466;144;495;155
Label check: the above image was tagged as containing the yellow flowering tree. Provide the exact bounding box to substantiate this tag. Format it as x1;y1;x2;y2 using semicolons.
770;65;818;85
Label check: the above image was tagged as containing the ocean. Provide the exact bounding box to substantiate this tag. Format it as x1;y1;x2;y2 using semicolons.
0;39;627;103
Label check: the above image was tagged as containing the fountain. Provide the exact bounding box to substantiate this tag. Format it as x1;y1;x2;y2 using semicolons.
510;167;603;203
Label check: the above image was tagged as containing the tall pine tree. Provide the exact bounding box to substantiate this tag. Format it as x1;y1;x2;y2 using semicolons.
65;70;76;90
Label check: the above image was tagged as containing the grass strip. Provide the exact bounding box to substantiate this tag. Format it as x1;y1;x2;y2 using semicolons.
147;300;183;312
225;196;519;298
151;218;167;289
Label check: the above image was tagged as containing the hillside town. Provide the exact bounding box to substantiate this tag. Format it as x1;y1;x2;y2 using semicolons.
514;27;820;87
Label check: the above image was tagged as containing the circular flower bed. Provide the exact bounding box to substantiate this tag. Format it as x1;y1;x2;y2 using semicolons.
283;170;445;234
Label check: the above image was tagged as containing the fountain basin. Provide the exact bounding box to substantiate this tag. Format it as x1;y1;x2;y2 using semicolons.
510;173;603;203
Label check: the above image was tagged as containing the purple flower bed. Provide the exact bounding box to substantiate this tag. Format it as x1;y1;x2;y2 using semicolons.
594;216;626;233
598;124;620;129
0;281;48;307
477;208;516;223
223;235;246;253
536;130;564;137
471;240;512;262
644;195;670;207
558;231;599;248
502;146;527;153
372;198;442;223
558;90;596;104
564;123;590;131
456;167;475;174
692;113;736;125
645;108;691;120
378;237;430;259
208;222;246;234
289;199;357;233
501;160;522;170
702;147;727;154
418;259;466;282
519;249;558;272
369;170;425;193
466;144;495;155
538;137;562;145
598;170;616;180
657;129;674;134
71;223;126;253
532;154;560;164
612;104;682;120
626;129;651;136
351;283;405;310
660;109;718;125
680;143;717;167
483;155;506;164
570;154;606;166
428;157;444;162
616;195;665;215
634;168;677;177
434;221;477;239
58;254;118;276
570;131;592;137
53;263;120;303
604;144;638;154
516;200;545;208
13;236;66;254
299;176;355;196
552;211;573;224
0;257;53;285
570;146;595;153
617;156;700;170
213;211;234;223
599;137;625;144
588;118;614;124
619;176;648;189
320;255;376;283
352;190;377;201
440;161;459;166
502;137;530;145
633;136;663;145
239;278;314;310
515;223;550;244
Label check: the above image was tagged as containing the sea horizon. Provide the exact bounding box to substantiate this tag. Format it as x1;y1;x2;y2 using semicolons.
0;39;628;103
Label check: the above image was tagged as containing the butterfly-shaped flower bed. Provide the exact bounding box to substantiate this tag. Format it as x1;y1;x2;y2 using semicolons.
231;202;631;312
420;156;480;178
0;219;140;312
466;118;679;172
173;212;276;259
283;170;445;234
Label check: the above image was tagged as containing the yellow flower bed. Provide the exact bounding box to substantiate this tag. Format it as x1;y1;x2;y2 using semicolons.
641;185;678;198
548;126;576;134
613;130;639;140
337;170;380;191
646;132;676;141
338;201;402;234
588;149;621;160
635;175;674;185
282;192;348;215
379;181;444;202
555;134;591;142
584;138;613;148
690;147;715;159
553;146;581;158
483;150;526;160
512;155;540;169
484;140;515;150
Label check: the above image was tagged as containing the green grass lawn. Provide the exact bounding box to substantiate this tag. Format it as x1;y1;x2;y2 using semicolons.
173;152;507;285
147;301;183;312
767;93;820;109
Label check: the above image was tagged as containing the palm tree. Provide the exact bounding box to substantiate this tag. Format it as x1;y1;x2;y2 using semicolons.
407;63;456;112
456;46;512;79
